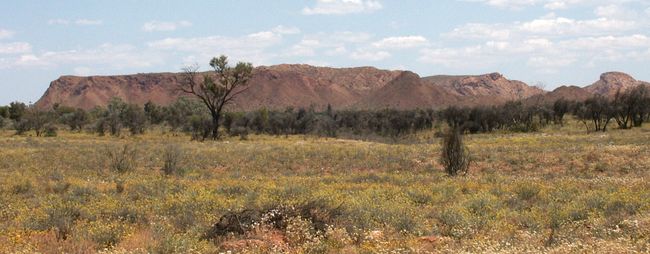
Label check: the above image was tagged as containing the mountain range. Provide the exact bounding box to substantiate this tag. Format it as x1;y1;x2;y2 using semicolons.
35;65;649;111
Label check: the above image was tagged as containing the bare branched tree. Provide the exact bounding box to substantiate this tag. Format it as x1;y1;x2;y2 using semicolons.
178;55;253;140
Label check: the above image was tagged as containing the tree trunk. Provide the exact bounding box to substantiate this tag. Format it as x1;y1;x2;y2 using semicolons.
212;112;220;140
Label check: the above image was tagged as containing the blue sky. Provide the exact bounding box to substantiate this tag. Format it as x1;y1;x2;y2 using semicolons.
1;0;650;104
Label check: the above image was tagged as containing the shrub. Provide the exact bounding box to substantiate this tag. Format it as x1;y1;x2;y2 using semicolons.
161;144;183;176
106;143;138;173
14;119;31;135
38;203;82;241
440;128;470;176
230;126;249;140
436;207;470;238
44;124;57;137
11;180;33;195
84;221;127;249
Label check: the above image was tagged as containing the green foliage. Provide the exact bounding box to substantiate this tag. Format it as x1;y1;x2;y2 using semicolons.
8;101;27;121
179;54;254;140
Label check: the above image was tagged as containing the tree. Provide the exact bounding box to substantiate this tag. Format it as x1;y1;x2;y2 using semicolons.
440;127;470;176
8;102;27;121
612;89;634;129
95;98;128;136
123;104;147;135
575;95;613;132
552;99;569;126
628;85;649;127
60;108;89;131
144;101;165;125
0;105;10;119
178;55;254;140
164;97;206;132
16;107;54;136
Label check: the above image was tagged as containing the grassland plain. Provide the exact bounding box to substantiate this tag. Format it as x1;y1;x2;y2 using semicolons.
1;121;650;253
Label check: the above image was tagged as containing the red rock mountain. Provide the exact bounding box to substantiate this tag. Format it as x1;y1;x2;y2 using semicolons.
525;72;650;105
584;72;650;97
35;64;567;110
422;72;544;106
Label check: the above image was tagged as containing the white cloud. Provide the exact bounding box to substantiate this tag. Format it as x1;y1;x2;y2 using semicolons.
147;27;297;65
287;39;320;56
302;0;382;15
0;29;14;40
325;46;348;56
444;23;512;40
447;13;640;42
372;36;429;49
48;19;70;25
419;32;650;72
464;0;542;10
75;19;103;25
8;43;163;70
559;34;650;50
271;25;301;35
285;31;372;57
142;20;192;32
519;16;636;36
0;42;32;54
13;54;44;67
73;66;93;76
350;49;390;61
48;19;103;26
464;0;642;10
527;56;576;68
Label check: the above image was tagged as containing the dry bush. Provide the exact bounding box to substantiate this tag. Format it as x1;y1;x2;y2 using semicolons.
440;128;470;176
106;143;138;173
161;143;183;176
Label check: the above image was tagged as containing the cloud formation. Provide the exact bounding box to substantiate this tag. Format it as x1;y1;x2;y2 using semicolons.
142;21;192;32
48;19;103;26
0;29;14;40
302;0;382;15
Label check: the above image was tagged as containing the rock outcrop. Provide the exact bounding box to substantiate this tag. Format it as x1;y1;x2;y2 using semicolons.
36;64;598;110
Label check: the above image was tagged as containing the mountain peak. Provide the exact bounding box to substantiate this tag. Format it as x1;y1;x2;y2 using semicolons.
587;71;645;96
599;71;636;83
34;65;553;110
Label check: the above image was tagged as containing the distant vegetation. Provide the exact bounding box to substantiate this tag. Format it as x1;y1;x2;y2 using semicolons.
1;84;648;140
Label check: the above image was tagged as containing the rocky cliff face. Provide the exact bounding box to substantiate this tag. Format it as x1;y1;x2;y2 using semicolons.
36;64;552;110
584;72;650;97
422;72;545;106
36;73;184;110
525;72;649;105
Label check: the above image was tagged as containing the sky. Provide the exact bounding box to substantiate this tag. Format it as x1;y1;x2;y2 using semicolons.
1;0;650;105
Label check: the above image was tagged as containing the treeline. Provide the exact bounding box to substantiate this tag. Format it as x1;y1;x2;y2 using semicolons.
440;85;650;133
0;98;433;140
1;85;648;139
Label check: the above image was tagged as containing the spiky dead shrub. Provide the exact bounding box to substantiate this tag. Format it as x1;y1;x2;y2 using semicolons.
440;128;470;176
161;144;183;176
106;143;138;173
